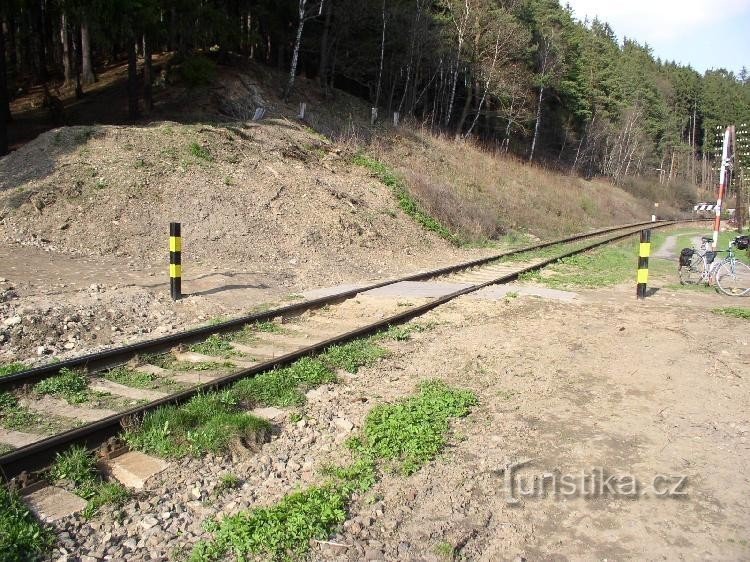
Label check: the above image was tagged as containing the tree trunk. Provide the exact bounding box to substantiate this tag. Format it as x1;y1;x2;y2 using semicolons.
529;86;544;162
454;76;473;138
0;20;9;156
143;34;153;112
61;12;72;84
374;0;386;107
127;39;138;119
317;0;333;95
80;20;95;84
284;1;306;101
33;1;48;84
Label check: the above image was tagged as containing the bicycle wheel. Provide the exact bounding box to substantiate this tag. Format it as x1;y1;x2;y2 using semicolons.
679;254;705;285
715;260;750;296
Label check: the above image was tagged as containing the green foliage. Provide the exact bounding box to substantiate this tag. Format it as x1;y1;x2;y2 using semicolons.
377;323;429;342
353;154;457;244
125;391;270;458
189;335;243;358
35;368;89;404
320;340;388;373
355;380;477;475
216;473;241;493
713;307;750;320
0;392;40;430
192;486;348;561
232;358;336;407
142;353;232;372
50;446;130;519
179;55;217;88
0;486;53;560
0;363;26;378
104;366;160;389
188;142;213;162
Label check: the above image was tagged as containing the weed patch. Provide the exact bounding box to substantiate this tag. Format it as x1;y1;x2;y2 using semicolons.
125;391;270;458
713;307;750;320
189;335;244;359
104;367;160;389
34;368;89;404
0;486;53;560
141;353;232;372
50;446;130;519
320;340;387;373
188;142;213;162
232;358;335;407
353;153;457;244
0;363;25;378
351;380;477;475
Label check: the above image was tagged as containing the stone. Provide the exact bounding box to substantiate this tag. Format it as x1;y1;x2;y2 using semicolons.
24;486;87;522
139;516;159;530
101;451;169;490
3;316;21;327
333;417;354;432
364;548;384;561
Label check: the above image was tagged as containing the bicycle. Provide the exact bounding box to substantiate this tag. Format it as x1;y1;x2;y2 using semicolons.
679;235;750;296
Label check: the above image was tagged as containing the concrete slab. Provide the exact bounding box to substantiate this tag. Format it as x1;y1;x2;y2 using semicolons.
363;281;471;298
302;283;368;300
230;342;296;359
24;486;87;522
251;407;286;421
90;379;167;401
173;351;227;363
101;451;169;489
0;428;45;448
469;285;578;302
21;395;116;422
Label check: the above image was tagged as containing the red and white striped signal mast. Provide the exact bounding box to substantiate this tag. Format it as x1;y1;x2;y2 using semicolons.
712;125;735;250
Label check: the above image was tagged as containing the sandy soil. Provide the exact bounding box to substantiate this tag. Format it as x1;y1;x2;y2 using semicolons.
317;283;750;561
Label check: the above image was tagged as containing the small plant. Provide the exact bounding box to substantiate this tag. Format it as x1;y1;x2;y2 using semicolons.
377;323;427;342
289;411;303;423
104;366;159;389
125;391;270;458
0;392;40;430
254;321;285;334
50;445;130;519
435;541;455;559
232;357;336;407
0;363;25;377
0;486;53;559
189;335;243;358
191;486;348;561
94;177;107;189
141;353;232;372
320;340;387;373
188;142;213;162
216;473;241;493
35;368;89;404
713;307;750;320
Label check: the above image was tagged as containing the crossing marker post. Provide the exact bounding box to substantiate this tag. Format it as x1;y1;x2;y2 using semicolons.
170;222;182;301
636;229;651;300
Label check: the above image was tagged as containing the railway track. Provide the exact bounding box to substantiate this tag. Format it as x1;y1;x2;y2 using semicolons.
0;220;680;483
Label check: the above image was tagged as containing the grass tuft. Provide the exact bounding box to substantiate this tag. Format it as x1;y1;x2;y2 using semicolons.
188;142;213;162
189;335;244;358
104;366;160;389
0;486;53;560
232;357;336;407
34;368;89;404
713;307;750;320
50;445;130;519
125;391;270;458
0;363;26;378
320;340;387;373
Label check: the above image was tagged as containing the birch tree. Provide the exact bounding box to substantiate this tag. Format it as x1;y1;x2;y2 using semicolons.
284;0;325;101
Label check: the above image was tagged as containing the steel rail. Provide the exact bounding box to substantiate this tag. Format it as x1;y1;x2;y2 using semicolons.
0;221;679;480
0;219;670;392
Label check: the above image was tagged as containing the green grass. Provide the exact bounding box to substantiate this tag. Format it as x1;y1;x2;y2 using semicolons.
104;366;160;389
375;323;428;342
141;353;233;372
518;237;673;289
0;486;53;560
713;307;750;320
188;142;213;162
353;153;458;244
189;335;244;359
216;473;241;493
34;368;89;404
0;392;39;430
0;363;25;378
50;445;130;519
192;380;476;561
191;486;348;562
232;357;336;407
350;380;477;475
320;340;387;373
125;391;270;458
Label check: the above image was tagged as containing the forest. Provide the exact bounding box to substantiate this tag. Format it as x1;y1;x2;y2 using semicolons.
1;0;749;191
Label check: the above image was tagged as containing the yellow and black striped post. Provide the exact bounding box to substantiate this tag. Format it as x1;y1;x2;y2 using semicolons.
636;229;651;300
169;222;182;301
